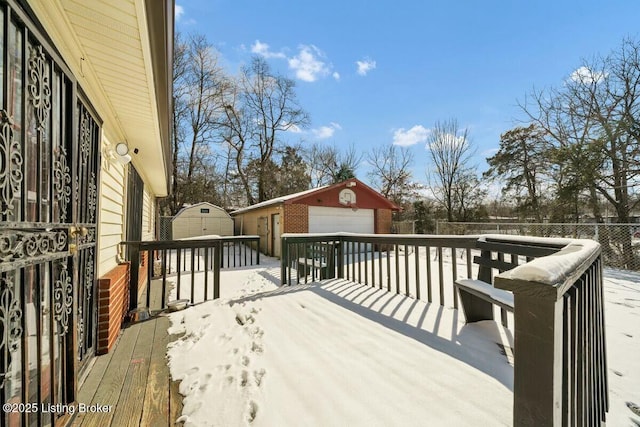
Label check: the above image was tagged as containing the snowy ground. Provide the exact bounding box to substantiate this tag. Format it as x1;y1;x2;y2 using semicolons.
165;254;640;426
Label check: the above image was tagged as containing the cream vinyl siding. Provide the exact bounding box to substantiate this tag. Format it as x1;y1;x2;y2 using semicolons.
97;147;127;277
142;188;155;241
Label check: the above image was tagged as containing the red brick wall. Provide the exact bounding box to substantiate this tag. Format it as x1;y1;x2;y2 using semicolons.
284;204;308;233
97;262;130;354
375;208;393;233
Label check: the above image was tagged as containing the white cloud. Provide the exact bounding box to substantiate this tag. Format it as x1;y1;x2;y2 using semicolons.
392;125;430;147
356;58;376;76
312;122;342;139
333;71;341;81
175;4;184;20
285;123;303;133
570;66;607;84
251;40;286;59
174;4;184;21
426;133;466;150
288;45;331;82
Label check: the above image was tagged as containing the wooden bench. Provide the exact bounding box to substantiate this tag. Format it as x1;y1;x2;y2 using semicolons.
297;243;335;280
455;235;563;325
454;278;514;324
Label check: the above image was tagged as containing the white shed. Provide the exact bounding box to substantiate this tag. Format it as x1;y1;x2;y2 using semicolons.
172;202;234;239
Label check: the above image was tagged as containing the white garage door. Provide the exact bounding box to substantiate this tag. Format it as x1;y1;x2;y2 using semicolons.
308;206;374;233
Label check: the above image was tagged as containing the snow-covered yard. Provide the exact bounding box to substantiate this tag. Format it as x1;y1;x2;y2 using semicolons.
165;254;640;426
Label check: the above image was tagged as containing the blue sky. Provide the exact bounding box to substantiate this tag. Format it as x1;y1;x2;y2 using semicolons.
174;1;640;184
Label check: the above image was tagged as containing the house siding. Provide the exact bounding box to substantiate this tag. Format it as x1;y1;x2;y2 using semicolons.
96;142;159;353
97;136;127;277
233;205;283;255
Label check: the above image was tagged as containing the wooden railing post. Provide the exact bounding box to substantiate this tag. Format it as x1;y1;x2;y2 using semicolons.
213;240;221;299
128;242;140;311
512;292;564;426
281;236;288;285
495;240;605;427
336;238;344;279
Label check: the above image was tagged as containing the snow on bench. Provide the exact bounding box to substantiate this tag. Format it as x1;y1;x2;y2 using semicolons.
454;278;514;313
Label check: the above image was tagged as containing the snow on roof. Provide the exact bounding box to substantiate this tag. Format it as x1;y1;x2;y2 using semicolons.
230;184;331;215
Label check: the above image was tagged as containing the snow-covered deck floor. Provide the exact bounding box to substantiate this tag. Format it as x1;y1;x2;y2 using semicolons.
167;257;640;427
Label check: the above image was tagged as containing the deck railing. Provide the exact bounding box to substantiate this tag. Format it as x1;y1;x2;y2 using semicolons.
281;233;478;308
280;232;607;426
122;236;260;312
495;238;607;426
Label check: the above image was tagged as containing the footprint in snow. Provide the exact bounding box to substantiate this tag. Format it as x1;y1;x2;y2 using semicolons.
240;370;249;387
235;313;255;326
247;401;259;423
251;341;264;354
186;366;200;375
254;369;266;387
628;401;640;417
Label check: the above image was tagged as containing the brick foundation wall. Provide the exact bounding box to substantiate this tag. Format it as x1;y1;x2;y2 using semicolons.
375;208;393;233
284;204;308;233
97;262;130;354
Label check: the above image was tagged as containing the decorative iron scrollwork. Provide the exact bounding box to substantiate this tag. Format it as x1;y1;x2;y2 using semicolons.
88;173;97;223
28;45;51;131
0;110;23;217
53;261;73;335
0;276;23;388
77;306;84;359
0;230;67;263
85;249;94;300
0;278;23;352
80;111;91;165
53;147;71;222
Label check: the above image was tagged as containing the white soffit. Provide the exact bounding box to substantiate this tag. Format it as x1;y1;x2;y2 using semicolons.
61;0;167;195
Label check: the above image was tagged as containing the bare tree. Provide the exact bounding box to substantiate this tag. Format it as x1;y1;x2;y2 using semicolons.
222;57;309;204
167;32;189;214
520;38;640;267
367;144;420;206
426;119;476;221
306;143;361;186
164;33;229;214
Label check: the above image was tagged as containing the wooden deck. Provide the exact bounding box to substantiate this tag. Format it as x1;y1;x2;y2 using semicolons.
71;315;183;427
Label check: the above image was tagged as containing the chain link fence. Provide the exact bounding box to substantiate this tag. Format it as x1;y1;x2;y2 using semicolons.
435;221;640;271
391;220;416;234
159;216;173;240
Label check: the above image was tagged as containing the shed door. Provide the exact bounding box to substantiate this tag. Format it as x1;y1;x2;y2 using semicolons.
272;214;281;257
308;207;375;233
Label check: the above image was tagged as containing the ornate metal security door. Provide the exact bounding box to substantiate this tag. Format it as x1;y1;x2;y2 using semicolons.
74;100;100;374
0;2;100;426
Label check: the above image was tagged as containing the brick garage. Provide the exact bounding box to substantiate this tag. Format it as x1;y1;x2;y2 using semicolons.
231;178;400;257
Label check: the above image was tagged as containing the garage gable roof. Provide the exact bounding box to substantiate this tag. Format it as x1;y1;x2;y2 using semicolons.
231;178;400;215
